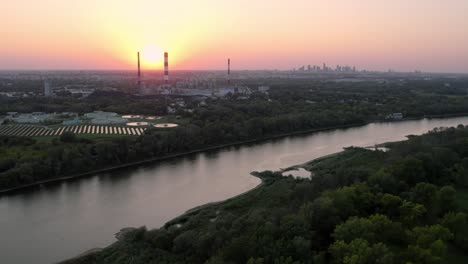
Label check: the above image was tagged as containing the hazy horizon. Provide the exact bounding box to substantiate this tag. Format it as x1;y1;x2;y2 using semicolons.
2;0;468;72
1;68;468;75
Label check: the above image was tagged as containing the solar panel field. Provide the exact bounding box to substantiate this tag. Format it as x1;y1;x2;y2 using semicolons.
0;125;146;137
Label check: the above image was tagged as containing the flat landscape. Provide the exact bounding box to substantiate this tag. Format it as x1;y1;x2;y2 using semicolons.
2;1;468;263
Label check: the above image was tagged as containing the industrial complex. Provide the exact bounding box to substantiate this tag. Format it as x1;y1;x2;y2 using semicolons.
0;110;184;138
135;51;254;97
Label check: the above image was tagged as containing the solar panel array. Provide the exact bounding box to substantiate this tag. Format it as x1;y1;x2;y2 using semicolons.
0;125;146;137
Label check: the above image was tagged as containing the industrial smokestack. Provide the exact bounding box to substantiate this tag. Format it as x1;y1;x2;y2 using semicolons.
164;52;169;83
228;58;230;85
137;52;141;87
137;52;141;77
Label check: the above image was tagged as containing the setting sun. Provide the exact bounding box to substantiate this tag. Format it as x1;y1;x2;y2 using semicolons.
141;45;163;68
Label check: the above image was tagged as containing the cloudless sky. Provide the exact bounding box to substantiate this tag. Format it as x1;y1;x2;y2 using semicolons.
1;0;468;72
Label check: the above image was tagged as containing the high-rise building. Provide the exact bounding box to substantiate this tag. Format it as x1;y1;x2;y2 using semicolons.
44;81;52;97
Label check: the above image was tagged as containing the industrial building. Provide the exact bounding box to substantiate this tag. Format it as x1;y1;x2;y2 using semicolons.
387;113;404;120
64;87;95;98
134;52;253;98
44;81;54;97
85;111;128;125
62;117;82;125
44;81;53;97
7;112;51;124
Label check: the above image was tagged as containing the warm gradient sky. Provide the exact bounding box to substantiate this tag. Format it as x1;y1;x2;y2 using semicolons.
1;0;468;72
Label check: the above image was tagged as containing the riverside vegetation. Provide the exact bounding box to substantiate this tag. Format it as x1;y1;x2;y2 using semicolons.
2;77;468;190
63;125;468;264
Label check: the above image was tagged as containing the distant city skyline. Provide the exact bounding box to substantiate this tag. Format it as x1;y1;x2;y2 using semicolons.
1;0;468;73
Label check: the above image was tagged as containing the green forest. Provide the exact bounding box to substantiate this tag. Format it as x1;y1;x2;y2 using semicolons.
62;125;468;264
2;78;468;191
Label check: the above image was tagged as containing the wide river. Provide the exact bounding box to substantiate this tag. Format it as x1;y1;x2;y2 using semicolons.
1;117;468;264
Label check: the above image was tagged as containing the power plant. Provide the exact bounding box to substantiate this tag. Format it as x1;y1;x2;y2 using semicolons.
134;51;253;97
136;51;168;86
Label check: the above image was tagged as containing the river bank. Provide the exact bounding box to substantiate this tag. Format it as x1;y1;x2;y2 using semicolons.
0;121;366;195
5;115;468;264
4;112;467;195
162;154;347;228
61;168;284;263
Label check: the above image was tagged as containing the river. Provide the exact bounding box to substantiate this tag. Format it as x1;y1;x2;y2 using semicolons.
1;117;468;264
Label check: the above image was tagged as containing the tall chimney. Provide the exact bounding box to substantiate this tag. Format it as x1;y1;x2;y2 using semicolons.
228;58;231;85
164;52;169;83
137;52;141;87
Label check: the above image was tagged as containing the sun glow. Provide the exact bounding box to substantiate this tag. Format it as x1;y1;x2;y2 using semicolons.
141;45;163;68
2;1;468;71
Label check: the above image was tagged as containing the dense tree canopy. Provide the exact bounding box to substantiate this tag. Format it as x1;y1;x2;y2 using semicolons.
61;125;468;264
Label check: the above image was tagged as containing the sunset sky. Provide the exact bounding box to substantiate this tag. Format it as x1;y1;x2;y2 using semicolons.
1;0;468;72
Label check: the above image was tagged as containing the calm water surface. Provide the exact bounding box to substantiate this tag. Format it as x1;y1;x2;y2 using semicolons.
1;117;468;264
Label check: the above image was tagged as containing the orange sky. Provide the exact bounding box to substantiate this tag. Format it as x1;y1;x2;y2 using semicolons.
1;0;468;72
